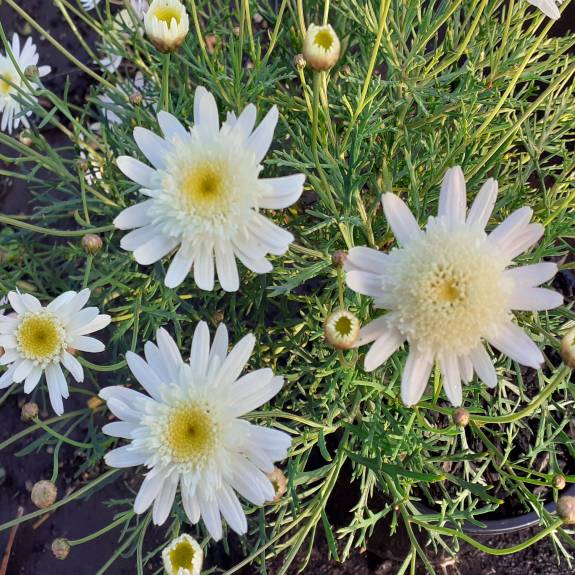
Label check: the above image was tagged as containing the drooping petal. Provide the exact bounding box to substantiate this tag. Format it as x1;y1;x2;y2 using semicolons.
364;327;404;372
504;262;558;287
344;246;389;274
469;345;498;388
400;348;434;407
345;271;383;298
105;445;148;468
116;156;158;188
439;352;463;406
258;174;305;209
114;200;154;230
508;287;563;311
487;323;544;369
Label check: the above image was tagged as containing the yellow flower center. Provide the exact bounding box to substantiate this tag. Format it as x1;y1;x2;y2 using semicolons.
0;72;17;96
16;313;65;362
180;162;229;216
314;29;334;50
169;538;196;570
154;6;181;26
166;404;218;464
334;314;353;337
430;269;465;305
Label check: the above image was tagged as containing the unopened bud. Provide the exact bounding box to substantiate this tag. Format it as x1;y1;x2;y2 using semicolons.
129;90;143;105
144;0;190;53
21;402;39;422
331;250;347;267
302;24;340;72
453;407;470;428
560;327;575;369
267;467;287;502
293;53;306;70
24;65;39;80
81;234;103;255
77;158;90;172
324;309;360;350
553;474;566;490
213;310;224;323
19;131;33;146
558;495;575;524
31;480;58;509
51;538;71;560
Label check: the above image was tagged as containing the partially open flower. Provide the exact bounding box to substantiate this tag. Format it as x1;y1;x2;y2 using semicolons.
144;0;189;53
51;538;70;560
162;534;203;575
324;309;360;350
558;495;575;524
560;327;575;369
302;24;341;72
81;234;103;255
31;480;58;509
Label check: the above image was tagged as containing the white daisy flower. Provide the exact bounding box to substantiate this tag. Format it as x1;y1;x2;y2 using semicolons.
114;86;305;291
144;0;189;53
526;0;563;19
0;289;111;415
100;322;291;540
162;533;203;575
345;167;562;407
302;23;341;72
0;34;51;134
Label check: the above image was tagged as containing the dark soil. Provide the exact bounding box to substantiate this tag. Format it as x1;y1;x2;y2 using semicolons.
1;1;575;574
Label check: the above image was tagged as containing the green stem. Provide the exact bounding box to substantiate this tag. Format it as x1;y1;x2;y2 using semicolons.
68;512;135;546
0;215;115;237
33;417;93;450
161;53;171;111
296;0;306;38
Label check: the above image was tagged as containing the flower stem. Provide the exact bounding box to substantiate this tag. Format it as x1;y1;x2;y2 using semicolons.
0;215;115;237
68;511;135;547
161;52;171;111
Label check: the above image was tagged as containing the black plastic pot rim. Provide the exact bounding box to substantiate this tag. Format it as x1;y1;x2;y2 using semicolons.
418;483;575;536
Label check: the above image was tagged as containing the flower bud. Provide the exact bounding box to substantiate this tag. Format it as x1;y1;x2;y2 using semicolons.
560;327;575;369
558;495;575;524
331;250;347;267
31;480;58;509
24;65;39;80
19;130;33;146
452;407;470;428
81;234;103;255
162;533;203;575
21;402;39;421
553;474;566;490
324;309;360;350
144;0;189;53
293;53;306;70
129;90;143;105
51;538;71;560
302;24;340;72
267;467;287;502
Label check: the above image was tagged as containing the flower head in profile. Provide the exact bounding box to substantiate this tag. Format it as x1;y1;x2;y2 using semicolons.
0;34;51;134
302;24;341;71
345;167;562;407
526;0;563;19
0;289;110;414
114;86;305;291
100;322;291;540
162;533;203;575
144;0;189;53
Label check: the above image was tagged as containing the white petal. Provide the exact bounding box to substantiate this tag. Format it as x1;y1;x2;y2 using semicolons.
458;355;474;384
400;348;434;406
509;287;562;311
134;235;178;265
0;364;17;389
466;178;498;230
214;241;239;292
227;369;279;416
66;308;99;332
182;490;201;524
438;166;466;228
126;352;163;400
47;291;77;312
194;86;219;137
209;323;228;364
71;336;105;353
215;333;255;387
152;473;178;525
216;485;247;535
487;323;544;369
101;421;137;439
156;328;183;381
246;105;278;164
105;445;147;468
120;225;157;252
23;367;43;393
345;270;382;297
7;292;27;314
66;289;91;316
105;397;142;422
439;353;463;406
62;351;84;382
134;467;168;513
228;454;274;505
193;244;215;291
199;497;223;541
114;200;154;230
488;206;533;247
116;156;157;188
355;316;389;346
133;127;172;169
46;364;65;414
230;103;257;139
252;214;293;253
259;174;305;209
469;345;497;388
157;111;189;142
504;262;558;287
364;328;404;372
13;359;35;383
165;245;194;288
504;224;545;261
526;0;561;19
344;246;389;273
19;293;42;312
381;193;422;246
190;321;210;378
71;314;111;337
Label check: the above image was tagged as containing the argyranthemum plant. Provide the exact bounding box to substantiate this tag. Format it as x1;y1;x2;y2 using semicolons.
0;289;110;414
345;167;562;406
99;322;291;539
114;86;305;291
0;33;50;134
